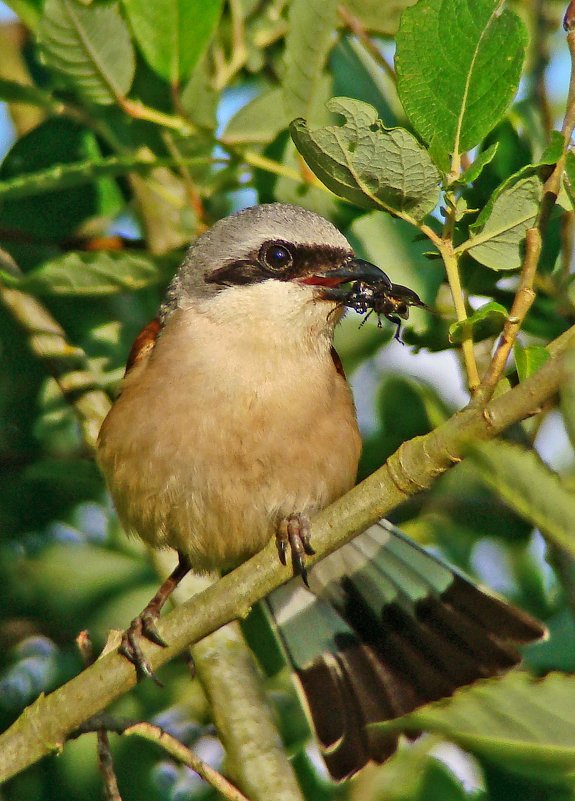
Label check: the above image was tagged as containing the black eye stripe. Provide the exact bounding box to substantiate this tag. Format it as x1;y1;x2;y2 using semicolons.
205;243;352;286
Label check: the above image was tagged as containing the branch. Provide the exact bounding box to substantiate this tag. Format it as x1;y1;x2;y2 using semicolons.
1;326;572;784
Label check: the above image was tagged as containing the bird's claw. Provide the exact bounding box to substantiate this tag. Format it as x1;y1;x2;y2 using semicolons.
119;610;167;686
276;513;316;587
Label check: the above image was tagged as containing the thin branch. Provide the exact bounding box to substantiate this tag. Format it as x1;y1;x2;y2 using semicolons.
337;5;396;82
76;632;123;801
471;226;541;407
1;324;572;784
124;722;251;801
73;714;251;801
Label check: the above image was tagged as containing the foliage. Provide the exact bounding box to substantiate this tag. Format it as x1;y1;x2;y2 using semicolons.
0;0;574;800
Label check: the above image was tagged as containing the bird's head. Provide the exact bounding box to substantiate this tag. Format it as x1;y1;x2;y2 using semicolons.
160;204;387;339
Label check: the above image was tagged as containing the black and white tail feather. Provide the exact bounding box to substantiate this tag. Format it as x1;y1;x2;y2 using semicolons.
266;520;545;781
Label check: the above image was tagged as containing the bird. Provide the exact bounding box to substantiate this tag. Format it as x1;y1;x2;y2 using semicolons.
97;203;545;781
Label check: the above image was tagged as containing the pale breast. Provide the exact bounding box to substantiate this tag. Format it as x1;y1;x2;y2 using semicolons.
97;304;361;571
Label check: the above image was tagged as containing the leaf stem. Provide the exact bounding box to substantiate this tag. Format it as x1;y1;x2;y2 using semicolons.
440;236;480;391
118;98;197;136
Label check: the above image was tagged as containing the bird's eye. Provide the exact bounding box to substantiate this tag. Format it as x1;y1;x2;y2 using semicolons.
261;243;293;272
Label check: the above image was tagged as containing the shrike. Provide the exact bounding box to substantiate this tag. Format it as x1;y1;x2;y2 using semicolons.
97;203;544;780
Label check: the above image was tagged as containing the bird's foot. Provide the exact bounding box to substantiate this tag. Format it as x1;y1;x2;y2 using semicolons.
118;552;191;685
119;608;167;686
276;513;316;586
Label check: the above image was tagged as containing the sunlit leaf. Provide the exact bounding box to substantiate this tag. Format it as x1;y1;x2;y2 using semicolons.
513;343;550;382
377;672;575;780
453;143;498;186
396;0;526;165
468;440;575;557
121;0;223;83
4;251;176;296
38;0;135;105
282;0;338;119
290;97;440;219
449;301;508;343
464;175;542;270
222;88;289;145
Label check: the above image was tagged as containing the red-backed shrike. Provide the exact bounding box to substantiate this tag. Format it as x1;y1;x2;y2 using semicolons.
97;203;544;779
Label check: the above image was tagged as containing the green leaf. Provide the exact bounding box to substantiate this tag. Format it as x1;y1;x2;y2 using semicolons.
464;175;542;270
290;97;440;219
468;440;575;557
453;143;498;186
121;0;223;84
376;672;575;781
448;301;508;344
282;0;339;119
396;0;527;164
38;0;135;105
0;118;122;240
5;251;175;296
561;349;575;449
540;130;565;164
513;343;550;382
222;88;290;145
178;55;218;130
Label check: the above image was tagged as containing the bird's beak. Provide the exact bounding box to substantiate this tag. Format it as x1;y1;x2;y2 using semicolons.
300;257;392;288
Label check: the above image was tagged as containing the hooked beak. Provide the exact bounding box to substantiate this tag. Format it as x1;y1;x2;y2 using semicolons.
300;257;392;288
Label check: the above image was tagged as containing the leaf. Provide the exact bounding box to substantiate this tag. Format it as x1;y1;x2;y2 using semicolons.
453;143;498;186
178;55;218;130
290;97;440;219
464;175;542;270
38;0;135;105
222;88;290;145
467;440;575;558
121;0;223;84
513;343;550;382
376;672;575;781
0;118;122;240
282;0;339;120
4;251;176;296
395;0;527;164
448;301;508;344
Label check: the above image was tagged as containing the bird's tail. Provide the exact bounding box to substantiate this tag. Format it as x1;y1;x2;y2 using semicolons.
265;520;545;781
